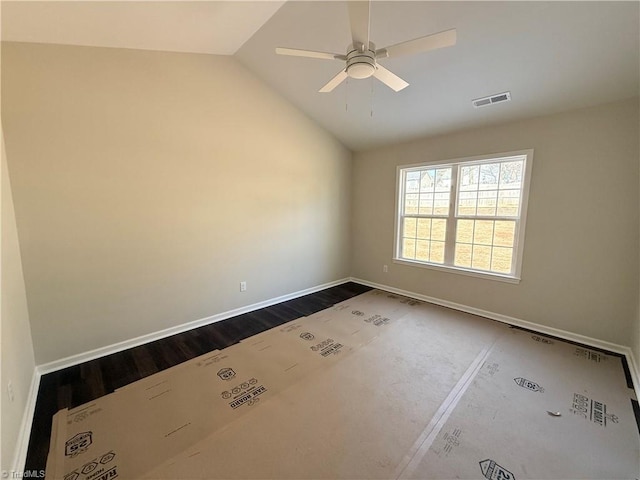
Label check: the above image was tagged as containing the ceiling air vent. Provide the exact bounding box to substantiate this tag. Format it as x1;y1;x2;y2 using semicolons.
472;91;511;108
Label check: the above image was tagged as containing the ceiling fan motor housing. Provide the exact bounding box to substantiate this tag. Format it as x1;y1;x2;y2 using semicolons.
346;42;376;79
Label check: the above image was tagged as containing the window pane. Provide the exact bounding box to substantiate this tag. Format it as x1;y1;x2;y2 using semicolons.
457;191;477;216
491;247;513;273
407;171;420;181
456;219;474;243
479;163;500;190
416;218;431;239
435;168;452;192
430;241;445;263
472;245;491;270
497;190;520;217
454;243;472;267
420;170;435;192
418;193;433;215
473;220;494;245
460;165;479;191
416;240;430;261
431;219;447;241
477;190;497;216
403;217;417;238
402;238;416;259
433;192;450;215
499;161;523;189
493;221;515;247
406;178;419;193
404;193;418;214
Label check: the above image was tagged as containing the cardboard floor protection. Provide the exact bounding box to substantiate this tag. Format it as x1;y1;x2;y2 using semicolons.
45;290;640;479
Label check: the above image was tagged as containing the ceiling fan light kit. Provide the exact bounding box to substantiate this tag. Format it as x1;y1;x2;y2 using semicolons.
275;1;457;93
345;42;376;79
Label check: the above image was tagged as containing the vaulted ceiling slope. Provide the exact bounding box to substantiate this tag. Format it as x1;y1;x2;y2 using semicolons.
2;1;639;151
1;1;285;55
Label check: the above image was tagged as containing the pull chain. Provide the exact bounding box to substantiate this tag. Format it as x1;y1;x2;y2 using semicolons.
345;77;349;112
370;76;375;118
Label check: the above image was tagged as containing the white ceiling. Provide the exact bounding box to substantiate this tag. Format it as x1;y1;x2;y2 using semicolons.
2;1;639;151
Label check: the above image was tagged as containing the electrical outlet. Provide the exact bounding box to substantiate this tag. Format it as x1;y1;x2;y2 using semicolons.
7;381;15;402
240;281;247;292
383;264;388;273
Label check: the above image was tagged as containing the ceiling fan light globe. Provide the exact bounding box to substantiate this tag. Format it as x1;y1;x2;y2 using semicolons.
347;62;375;79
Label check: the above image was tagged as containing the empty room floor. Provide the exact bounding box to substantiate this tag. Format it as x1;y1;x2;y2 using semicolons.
31;285;640;479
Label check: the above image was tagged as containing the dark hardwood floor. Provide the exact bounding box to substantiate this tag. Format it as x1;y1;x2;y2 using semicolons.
25;281;372;474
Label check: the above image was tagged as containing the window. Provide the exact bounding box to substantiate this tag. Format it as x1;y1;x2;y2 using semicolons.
394;150;533;282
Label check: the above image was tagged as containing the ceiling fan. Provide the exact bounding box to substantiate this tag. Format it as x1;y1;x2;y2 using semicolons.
275;1;456;93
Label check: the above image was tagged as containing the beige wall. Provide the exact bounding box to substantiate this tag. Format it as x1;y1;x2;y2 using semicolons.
352;99;639;347
2;42;352;364
1;124;35;471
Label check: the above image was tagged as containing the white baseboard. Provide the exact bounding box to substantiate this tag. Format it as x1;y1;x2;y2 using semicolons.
38;278;350;375
11;368;41;475
350;277;640;396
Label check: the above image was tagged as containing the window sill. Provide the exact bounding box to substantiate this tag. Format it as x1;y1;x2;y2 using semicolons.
392;258;521;284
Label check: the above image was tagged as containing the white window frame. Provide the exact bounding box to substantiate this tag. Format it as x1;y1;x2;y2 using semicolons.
393;149;533;284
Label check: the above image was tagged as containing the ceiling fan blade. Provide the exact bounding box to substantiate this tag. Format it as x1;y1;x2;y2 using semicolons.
347;0;370;48
275;47;346;61
319;69;349;93
377;28;457;59
373;64;409;92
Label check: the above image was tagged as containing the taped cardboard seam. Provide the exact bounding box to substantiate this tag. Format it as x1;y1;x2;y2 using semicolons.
394;334;503;479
